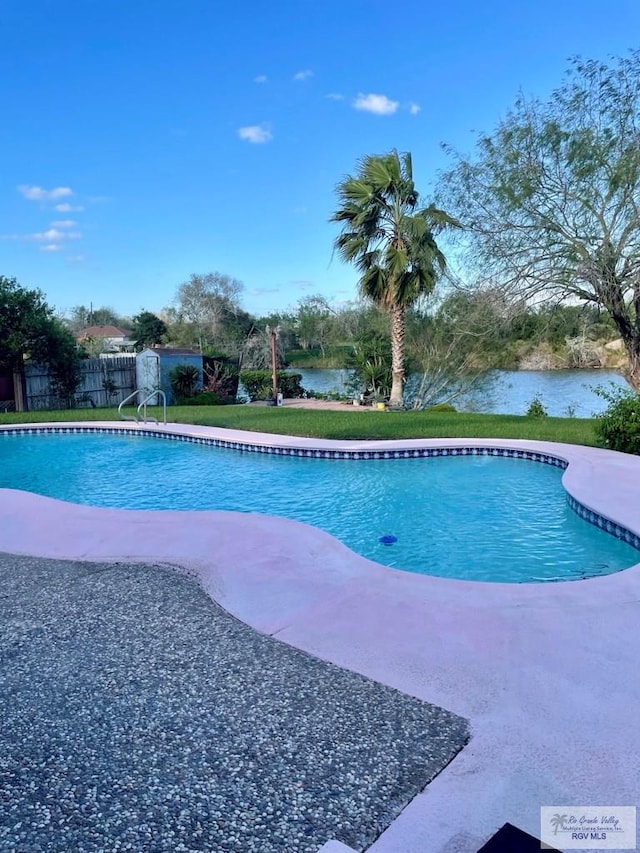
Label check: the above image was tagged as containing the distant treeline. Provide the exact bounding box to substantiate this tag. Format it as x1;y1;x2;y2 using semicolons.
65;284;619;374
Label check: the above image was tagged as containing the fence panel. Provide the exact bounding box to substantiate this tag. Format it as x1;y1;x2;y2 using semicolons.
25;357;137;410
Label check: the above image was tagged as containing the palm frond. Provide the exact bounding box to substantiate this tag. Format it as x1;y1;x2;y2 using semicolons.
339;178;376;205
359;267;390;306
400;150;413;182
334;232;369;264
361;155;394;192
384;246;409;281
331;149;457;314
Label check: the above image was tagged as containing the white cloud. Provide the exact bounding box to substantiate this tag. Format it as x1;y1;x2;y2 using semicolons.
0;228;80;242
32;228;81;242
409;102;421;115
50;220;77;228
66;254;86;264
254;74;268;84
293;69;313;82
326;92;344;101
18;184;73;202
238;124;272;144
353;93;399;115
249;287;281;295
54;203;84;212
40;244;63;252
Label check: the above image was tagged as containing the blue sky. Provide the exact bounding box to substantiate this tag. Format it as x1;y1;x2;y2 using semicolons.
2;0;639;321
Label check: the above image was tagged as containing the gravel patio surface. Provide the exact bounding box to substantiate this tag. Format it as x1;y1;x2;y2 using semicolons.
0;553;469;853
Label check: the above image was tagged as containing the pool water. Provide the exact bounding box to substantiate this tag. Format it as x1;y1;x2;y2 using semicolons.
1;433;637;583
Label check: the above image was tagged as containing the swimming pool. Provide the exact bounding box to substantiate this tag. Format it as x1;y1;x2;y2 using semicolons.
1;428;638;583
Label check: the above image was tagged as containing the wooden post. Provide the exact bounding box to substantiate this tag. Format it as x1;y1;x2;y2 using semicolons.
270;328;278;399
13;366;26;412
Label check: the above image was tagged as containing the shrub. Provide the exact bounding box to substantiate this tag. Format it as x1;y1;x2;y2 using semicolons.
526;395;548;417
594;385;640;454
202;356;239;399
279;373;306;398
306;390;349;402
169;364;200;398
426;403;457;413
346;334;392;400
239;370;305;401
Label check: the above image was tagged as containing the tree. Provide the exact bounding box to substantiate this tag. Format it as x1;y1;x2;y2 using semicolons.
131;310;167;349
0;276;81;409
213;306;255;357
45;317;84;406
254;311;297;353
440;52;640;388
170;272;244;353
240;327;286;370
76;335;113;358
331;150;458;405
293;295;335;355
405;290;507;409
330;300;390;346
67;304;130;332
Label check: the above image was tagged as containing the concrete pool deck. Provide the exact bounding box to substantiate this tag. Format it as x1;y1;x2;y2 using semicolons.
1;421;640;851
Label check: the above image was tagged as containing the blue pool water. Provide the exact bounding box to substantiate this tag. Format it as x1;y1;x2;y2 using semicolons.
1;433;637;583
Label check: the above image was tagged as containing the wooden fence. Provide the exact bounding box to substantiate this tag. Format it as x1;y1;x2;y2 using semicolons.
25;357;137;411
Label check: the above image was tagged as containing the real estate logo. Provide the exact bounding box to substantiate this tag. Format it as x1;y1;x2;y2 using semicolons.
540;806;636;849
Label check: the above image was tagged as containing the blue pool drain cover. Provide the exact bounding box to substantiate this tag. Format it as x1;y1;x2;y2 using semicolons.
379;534;398;546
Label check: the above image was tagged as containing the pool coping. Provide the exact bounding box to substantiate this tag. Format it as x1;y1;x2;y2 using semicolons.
2;421;640;851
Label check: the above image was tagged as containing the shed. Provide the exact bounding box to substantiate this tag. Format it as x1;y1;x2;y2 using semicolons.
136;348;203;405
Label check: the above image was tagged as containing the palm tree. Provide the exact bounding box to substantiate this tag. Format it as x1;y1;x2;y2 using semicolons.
331;150;458;406
549;814;568;835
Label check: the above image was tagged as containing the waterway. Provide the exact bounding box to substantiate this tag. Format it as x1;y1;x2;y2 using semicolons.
294;368;630;418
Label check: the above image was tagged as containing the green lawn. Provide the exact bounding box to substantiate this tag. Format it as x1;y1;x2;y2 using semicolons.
0;404;599;446
285;345;353;369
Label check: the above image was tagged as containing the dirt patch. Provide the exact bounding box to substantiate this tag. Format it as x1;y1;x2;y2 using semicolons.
247;399;377;412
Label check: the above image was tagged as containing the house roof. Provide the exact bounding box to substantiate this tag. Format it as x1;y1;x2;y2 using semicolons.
74;325;130;340
145;347;200;355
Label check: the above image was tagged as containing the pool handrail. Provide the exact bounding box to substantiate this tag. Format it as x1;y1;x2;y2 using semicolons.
118;389;167;425
138;389;167;425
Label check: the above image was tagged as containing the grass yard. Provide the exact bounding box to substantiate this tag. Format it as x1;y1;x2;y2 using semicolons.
0;404;599;446
284;345;354;368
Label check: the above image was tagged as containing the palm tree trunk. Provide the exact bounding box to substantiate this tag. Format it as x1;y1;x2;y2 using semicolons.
389;304;405;406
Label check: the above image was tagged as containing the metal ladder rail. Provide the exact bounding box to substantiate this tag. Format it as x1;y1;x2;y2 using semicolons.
137;390;167;425
118;389;142;422
118;389;167;425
